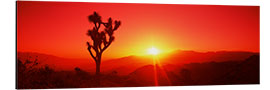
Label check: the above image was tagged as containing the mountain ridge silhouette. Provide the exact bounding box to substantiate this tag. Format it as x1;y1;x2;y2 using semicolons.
17;50;259;74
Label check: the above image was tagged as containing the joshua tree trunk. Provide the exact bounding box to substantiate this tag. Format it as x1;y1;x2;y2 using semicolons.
95;57;101;86
95;57;101;76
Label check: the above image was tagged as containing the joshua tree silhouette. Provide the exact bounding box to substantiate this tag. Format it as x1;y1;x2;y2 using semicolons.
86;11;121;77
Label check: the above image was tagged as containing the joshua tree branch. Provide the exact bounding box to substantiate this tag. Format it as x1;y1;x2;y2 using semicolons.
87;42;97;62
98;42;102;53
94;23;98;30
94;46;100;56
97;23;101;30
88;47;97;62
101;40;112;53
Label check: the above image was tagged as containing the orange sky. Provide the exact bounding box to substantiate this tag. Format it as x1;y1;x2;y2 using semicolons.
17;1;259;59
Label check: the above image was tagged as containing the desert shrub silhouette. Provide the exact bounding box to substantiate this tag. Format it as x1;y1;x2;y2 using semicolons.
86;11;121;85
17;57;55;89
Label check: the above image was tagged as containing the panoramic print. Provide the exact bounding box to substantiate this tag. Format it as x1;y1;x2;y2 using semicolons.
17;1;259;89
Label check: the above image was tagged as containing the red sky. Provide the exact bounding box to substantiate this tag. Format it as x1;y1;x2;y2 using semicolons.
17;1;259;59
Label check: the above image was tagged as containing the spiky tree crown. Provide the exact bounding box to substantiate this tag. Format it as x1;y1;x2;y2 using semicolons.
86;11;121;61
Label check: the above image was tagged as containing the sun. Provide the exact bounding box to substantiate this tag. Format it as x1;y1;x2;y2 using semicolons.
147;47;160;55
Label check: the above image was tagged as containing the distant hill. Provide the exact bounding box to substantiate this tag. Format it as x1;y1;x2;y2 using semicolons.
17;50;258;75
102;50;258;75
214;55;260;84
17;52;93;71
125;55;259;86
101;56;153;75
17;51;259;88
159;50;258;64
126;64;171;86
